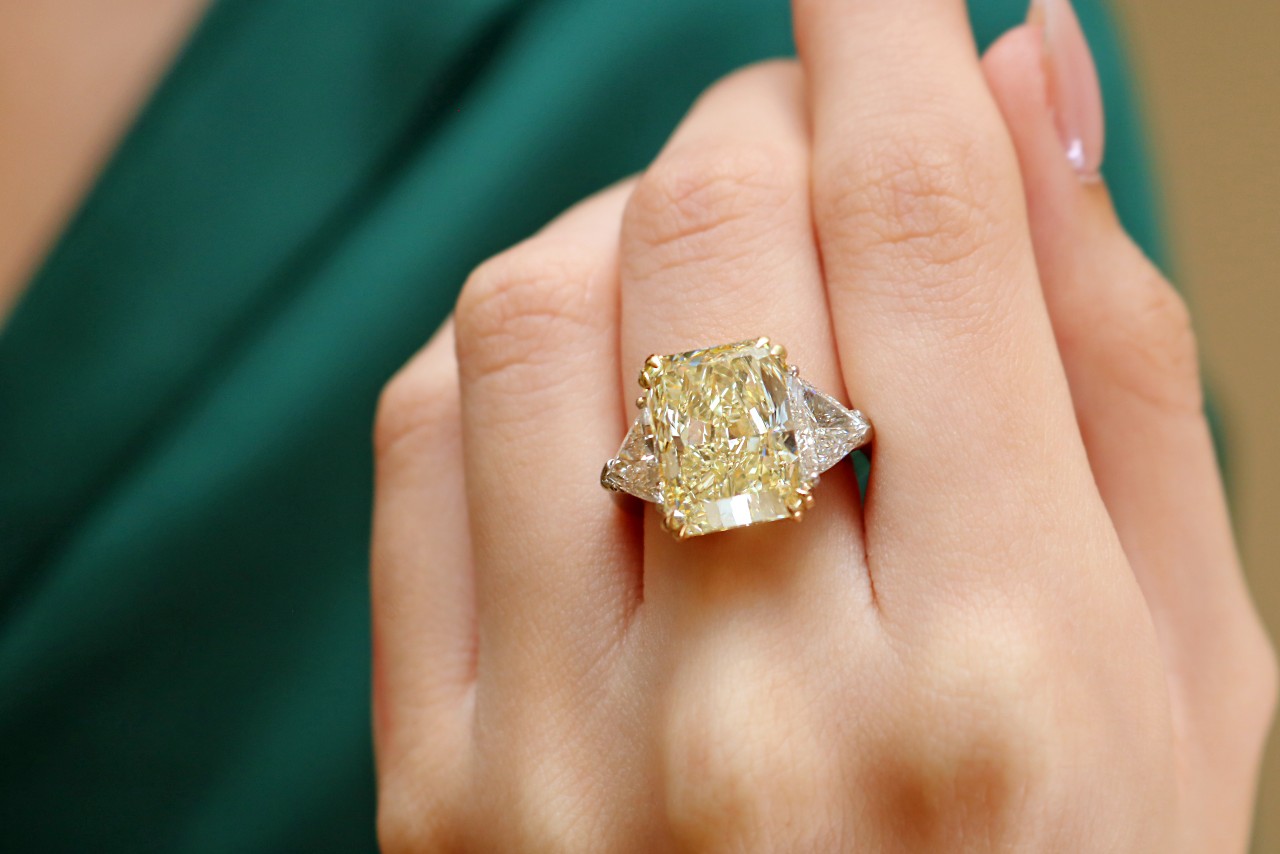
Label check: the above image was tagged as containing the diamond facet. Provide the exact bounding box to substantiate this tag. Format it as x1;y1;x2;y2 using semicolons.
647;339;808;537
800;380;872;473
600;408;660;503
602;338;873;538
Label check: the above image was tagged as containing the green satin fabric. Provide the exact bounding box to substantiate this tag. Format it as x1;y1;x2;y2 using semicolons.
0;1;1166;850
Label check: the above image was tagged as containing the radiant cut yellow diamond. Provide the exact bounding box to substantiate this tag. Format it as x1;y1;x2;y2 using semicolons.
646;339;809;537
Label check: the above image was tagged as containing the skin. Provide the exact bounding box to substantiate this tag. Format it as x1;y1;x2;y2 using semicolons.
0;0;1264;849
372;2;1275;852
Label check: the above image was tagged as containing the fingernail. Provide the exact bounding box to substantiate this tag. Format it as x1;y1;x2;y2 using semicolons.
1027;0;1105;180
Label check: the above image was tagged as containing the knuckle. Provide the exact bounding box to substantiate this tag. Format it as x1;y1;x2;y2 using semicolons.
661;656;831;848
932;629;1050;746
871;734;1028;848
818;117;1005;275
454;244;604;387
376;780;455;854
871;626;1052;846
507;763;603;852
376;727;471;853
869;726;1033;850
1248;634;1280;722
375;805;422;854
1255;636;1279;727
374;354;457;458
486;718;619;851
626;142;799;261
927;622;1052;757
1228;616;1279;736
490;695;628;851
1103;266;1202;413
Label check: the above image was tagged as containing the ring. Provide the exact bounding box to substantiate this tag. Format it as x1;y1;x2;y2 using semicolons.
601;337;873;539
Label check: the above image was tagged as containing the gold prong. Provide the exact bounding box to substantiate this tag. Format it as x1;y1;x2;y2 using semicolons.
785;493;805;513
768;342;787;360
635;395;647;409
803;493;815;509
754;336;771;350
638;354;664;390
790;508;804;521
660;514;692;540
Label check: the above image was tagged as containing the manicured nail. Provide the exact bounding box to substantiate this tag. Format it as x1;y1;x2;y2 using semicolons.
1027;0;1105;180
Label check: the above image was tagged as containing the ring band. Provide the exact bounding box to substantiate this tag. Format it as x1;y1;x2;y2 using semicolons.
601;337;872;539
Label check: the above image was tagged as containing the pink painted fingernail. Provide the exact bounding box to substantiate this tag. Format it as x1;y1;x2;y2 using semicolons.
1027;0;1106;180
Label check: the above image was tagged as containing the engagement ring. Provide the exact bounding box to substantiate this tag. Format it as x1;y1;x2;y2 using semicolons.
601;337;872;539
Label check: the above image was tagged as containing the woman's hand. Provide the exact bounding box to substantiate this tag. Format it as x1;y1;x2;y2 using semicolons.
370;1;1275;849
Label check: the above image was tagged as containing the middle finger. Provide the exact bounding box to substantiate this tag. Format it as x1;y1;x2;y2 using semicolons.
795;0;1098;612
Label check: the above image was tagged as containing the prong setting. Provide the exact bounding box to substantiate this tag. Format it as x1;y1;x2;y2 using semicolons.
638;354;664;390
600;460;620;491
786;483;815;518
603;337;872;539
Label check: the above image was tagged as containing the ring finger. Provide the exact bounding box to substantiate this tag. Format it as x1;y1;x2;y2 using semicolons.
618;61;870;622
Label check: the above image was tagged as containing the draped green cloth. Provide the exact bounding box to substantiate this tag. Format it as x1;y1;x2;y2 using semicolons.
0;1;1165;850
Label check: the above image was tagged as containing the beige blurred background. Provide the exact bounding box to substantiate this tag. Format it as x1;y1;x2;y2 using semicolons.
1114;0;1280;847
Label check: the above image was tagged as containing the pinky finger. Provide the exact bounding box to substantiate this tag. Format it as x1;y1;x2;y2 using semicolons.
371;320;474;826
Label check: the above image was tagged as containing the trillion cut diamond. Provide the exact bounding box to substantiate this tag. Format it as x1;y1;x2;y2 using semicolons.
797;379;871;474
601;338;871;538
600;408;660;503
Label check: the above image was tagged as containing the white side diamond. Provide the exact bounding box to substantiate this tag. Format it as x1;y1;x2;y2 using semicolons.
788;373;820;481
600;409;661;502
601;376;871;503
800;379;871;474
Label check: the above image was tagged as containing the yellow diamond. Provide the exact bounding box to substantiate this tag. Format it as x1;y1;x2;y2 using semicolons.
647;339;808;537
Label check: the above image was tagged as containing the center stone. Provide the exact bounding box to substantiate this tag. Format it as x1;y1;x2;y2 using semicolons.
647;339;808;537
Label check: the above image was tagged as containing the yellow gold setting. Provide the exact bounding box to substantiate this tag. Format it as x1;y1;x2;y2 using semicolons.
601;337;873;539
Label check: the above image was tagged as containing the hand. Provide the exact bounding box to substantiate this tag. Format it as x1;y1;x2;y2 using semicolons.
369;1;1275;850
